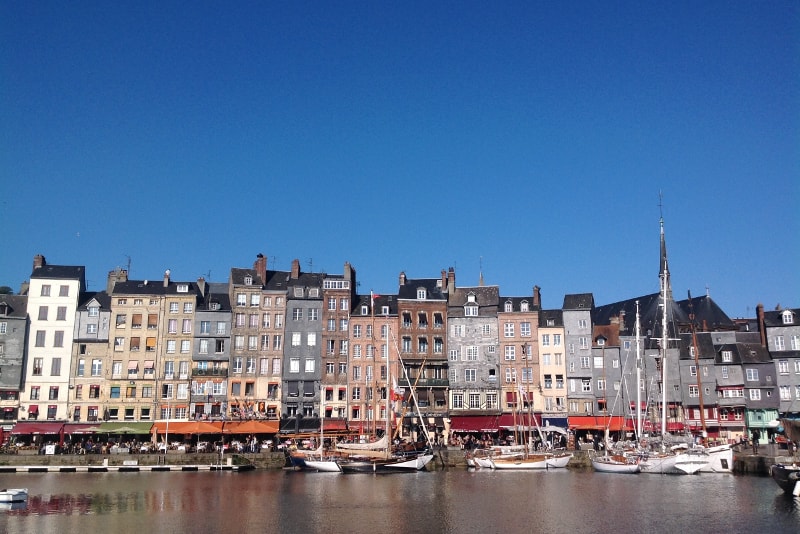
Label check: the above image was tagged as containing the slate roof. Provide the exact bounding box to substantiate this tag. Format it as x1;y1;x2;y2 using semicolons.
448;286;499;317
29;264;85;282
498;296;539;313
762;308;800;327
77;291;111;311
397;278;448;301
562;293;594;310
263;270;292;291
353;294;398;316
230;268;263;287
111;279;203;297
0;295;28;318
539;309;563;327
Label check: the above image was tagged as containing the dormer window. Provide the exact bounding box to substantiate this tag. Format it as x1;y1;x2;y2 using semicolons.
361;306;369;315
177;284;189;293
381;306;389;315
294;287;304;298
88;306;99;317
417;288;426;300
597;337;606;346
520;301;529;312
465;304;478;317
244;275;253;286
782;310;794;325
504;301;512;313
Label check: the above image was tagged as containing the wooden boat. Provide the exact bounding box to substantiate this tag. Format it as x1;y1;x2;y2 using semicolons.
591;454;640;474
771;463;800;495
338;451;434;473
490;451;572;470
0;488;28;503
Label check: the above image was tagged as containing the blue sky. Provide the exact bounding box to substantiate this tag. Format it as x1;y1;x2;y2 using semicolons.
1;2;797;318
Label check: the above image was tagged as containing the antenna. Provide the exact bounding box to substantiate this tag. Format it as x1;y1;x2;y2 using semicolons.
307;258;313;273
270;256;278;271
124;255;131;274
658;191;664;219
205;270;212;281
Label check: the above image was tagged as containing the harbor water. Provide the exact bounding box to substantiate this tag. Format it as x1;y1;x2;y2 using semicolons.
1;469;798;533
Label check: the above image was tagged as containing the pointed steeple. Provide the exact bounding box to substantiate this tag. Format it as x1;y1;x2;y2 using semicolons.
658;194;673;304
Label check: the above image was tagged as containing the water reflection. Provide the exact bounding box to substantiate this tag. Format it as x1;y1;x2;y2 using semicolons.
1;471;798;533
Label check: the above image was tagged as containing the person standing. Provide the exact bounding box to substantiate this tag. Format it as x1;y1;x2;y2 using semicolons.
751;428;760;454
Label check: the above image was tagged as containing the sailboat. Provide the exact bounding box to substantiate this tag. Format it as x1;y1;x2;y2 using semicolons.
336;322;434;473
771;419;800;494
640;214;709;474
297;396;342;472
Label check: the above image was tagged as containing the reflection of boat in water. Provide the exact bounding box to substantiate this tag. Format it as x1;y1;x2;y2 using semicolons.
0;488;28;503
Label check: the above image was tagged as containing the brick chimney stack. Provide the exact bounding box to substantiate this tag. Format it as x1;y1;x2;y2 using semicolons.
197;277;206;296
447;267;455;291
33;254;46;271
399;271;406;287
163;269;171;287
254;253;267;285
757;303;766;347
291;259;300;279
533;285;541;308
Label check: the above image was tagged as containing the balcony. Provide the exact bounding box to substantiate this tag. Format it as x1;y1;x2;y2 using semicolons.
192;368;229;377
398;378;449;388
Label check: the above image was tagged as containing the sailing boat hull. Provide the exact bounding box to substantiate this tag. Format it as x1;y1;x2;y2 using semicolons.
771;464;800;494
591;455;640;474
339;453;434;473
699;444;733;473
303;459;342;472
490;453;573;470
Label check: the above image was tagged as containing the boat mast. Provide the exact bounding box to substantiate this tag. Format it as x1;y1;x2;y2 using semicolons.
658;208;670;451
635;301;643;441
687;290;707;444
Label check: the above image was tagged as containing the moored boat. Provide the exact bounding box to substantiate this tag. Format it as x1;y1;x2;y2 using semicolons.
771;463;800;494
591;454;640;474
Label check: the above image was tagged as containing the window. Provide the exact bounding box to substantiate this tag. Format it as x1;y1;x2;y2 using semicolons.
782;310;795;324
520;322;531;337
465;304;478;317
417;288;426;299
579;337;588;349
291;333;301;347
578;319;588;329
580;356;590;369
290;358;300;373
236;294;246;307
35;330;45;347
689;365;697;377
689;385;699;398
30;386;40;400
780;385;791;400
166;340;176;353
504;323;514;337
181;340;190;353
597;379;605;391
746;369;758;381
452;393;464;409
464;369;476;382
581;379;591;392
353;325;362;338
232;357;242;373
53;330;64;347
542;334;550;346
721;350;732;362
778;360;789;374
749;389;761;401
307;333;317;346
292;308;303;321
504;345;516;361
40;284;51;296
775;336;785;351
168;302;179;313
182;319;192;334
51;357;61;376
273;335;282;350
32;357;43;376
593;356;603;368
328;298;337;310
340;298;348;311
792;335;800;351
469;393;481;409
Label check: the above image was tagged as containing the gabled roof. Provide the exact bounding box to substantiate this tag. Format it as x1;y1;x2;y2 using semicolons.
263;270;291;291
448;286;499;317
77;291;111;311
111;279;202;297
562;293;594;310
737;342;772;364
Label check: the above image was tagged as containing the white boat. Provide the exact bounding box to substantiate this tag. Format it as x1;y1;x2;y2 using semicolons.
292;397;342;472
591;454;640;474
0;488;28;503
674;449;709;475
303;458;342;472
698;444;733;473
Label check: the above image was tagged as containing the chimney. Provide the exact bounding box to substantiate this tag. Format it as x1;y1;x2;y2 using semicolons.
197;277;206;296
618;310;626;334
254;253;267;285
291;259;300;279
33;254;46;271
757;303;766;347
107;268;128;294
447;267;455;291
399;271;406;287
533;285;541;308
19;281;29;295
163;269;171;287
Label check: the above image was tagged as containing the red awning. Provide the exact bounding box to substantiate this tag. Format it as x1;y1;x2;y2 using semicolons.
449;415;500;433
498;413;541;428
223;420;279;434
63;423;100;434
569;416;631;431
322;419;349;431
28;405;39;414
10;421;65;435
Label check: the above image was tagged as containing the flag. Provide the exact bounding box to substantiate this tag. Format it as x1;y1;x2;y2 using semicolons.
370;291;381;309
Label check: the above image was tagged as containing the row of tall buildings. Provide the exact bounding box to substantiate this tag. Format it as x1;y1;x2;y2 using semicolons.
1;222;798;443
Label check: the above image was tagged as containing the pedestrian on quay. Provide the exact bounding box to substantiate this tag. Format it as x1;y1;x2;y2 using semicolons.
751;428;760;454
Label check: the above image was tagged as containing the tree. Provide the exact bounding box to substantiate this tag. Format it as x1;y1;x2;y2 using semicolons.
0;286;13;295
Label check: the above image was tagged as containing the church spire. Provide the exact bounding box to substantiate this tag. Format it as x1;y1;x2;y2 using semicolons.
658;192;673;303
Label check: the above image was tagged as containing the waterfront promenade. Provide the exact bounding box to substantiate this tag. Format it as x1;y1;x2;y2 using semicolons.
0;442;793;475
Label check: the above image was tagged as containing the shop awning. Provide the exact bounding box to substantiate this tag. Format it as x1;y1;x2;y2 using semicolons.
499;413;542;429
10;421;65;435
127;361;139;370
96;422;153;434
152;421;223;435
322;419;348;431
569;416;632;431
223;420;279;434
144;360;155;369
63;423;102;435
449;415;501;433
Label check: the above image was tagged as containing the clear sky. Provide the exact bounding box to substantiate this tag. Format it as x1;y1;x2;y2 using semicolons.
1;2;797;318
